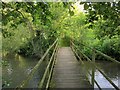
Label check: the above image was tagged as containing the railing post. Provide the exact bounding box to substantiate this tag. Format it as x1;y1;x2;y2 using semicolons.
70;40;73;50
91;49;95;87
92;49;95;62
70;39;72;48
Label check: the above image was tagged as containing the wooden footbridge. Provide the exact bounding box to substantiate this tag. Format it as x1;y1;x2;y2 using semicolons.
51;47;92;88
16;39;120;90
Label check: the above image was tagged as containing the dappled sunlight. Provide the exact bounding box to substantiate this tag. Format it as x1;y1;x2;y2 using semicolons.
73;1;84;14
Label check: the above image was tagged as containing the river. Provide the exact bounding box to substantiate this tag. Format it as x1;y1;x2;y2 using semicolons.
83;60;120;89
2;54;120;89
2;54;48;88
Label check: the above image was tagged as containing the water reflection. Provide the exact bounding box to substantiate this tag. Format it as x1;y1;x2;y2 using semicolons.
95;70;114;88
83;61;120;89
2;54;39;88
27;61;48;88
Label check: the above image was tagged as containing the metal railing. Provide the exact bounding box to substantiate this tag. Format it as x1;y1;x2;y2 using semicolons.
16;39;58;89
70;40;120;90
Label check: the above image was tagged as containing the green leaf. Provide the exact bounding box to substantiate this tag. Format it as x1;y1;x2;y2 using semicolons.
84;3;89;10
69;11;74;16
80;2;84;5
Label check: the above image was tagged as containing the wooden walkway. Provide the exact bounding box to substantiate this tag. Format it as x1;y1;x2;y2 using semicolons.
50;47;92;88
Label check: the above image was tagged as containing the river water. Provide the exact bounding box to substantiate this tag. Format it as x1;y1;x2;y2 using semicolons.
83;61;120;89
2;54;48;88
2;54;120;89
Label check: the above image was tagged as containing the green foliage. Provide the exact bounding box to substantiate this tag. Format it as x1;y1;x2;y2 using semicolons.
76;2;120;61
81;2;120;33
59;35;71;47
2;24;31;53
1;60;9;66
2;2;120;61
2;2;57;57
81;2;120;25
84;3;89;10
101;35;120;54
2;2;75;58
18;31;49;57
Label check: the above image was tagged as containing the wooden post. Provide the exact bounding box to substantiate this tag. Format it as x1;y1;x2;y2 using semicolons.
70;39;71;48
70;39;72;48
92;49;95;62
91;49;95;87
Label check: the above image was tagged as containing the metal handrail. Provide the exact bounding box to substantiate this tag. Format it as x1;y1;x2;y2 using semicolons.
71;41;120;90
16;39;58;88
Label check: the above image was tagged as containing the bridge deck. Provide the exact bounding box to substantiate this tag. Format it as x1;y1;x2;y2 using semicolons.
50;47;92;88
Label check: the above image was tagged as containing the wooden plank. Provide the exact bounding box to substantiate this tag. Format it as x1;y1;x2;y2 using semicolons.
50;47;92;88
